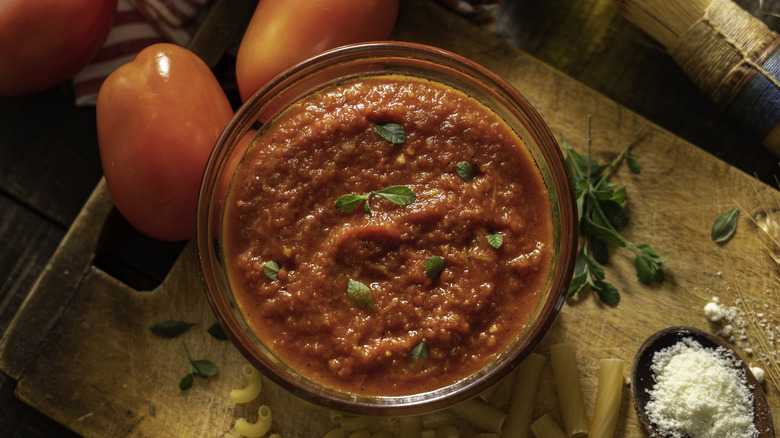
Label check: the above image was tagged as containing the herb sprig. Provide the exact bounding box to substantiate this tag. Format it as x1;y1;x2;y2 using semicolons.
563;123;668;304
335;185;415;214
179;343;218;390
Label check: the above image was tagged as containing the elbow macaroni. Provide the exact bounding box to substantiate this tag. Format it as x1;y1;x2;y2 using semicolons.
235;405;272;438
230;364;263;404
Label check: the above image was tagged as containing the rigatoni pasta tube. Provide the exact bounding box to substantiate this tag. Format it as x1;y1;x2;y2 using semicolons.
530;414;568;438
503;352;546;438
550;343;588;437
589;358;624;438
398;415;422;438
449;397;506;434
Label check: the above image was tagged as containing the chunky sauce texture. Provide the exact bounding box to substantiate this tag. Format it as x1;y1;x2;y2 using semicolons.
223;75;553;396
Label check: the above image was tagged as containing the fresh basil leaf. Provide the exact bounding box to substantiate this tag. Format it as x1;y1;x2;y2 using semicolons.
456;162;477;181
179;373;194;391
149;320;196;338
335;193;369;212
711;208;739;243
264;260;281;280
487;233;503;249
410;341;428;360
373;185;415;206
374;122;405;144
207;323;227;340
347;279;374;309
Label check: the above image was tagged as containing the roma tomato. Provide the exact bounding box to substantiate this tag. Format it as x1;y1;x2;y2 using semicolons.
96;43;234;242
235;0;399;101
0;0;116;96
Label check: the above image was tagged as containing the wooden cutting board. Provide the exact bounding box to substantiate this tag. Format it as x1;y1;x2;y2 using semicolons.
2;0;778;436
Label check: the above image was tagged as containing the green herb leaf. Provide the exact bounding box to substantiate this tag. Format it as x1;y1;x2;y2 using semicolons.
190;359;218;378
179;373;194;391
149;402;156;417
425;255;446;279
181;343;218;389
627;156;641;174
374;122;405;144
207;323;227;340
561;123;667;305
487;233;503;249
335;193;370;213
347;279;374;309
264;260;281;280
410;341;428;360
149;320;196;338
711;208;739;243
456;162;477;181
372;185;416;206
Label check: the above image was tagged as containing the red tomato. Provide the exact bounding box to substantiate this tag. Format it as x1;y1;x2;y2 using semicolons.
235;0;399;101
0;0;116;96
96;43;234;242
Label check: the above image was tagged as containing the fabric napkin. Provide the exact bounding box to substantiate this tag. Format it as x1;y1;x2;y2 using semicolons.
73;0;499;106
73;0;207;106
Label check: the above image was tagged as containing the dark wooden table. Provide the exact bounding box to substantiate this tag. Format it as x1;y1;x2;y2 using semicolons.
1;0;779;435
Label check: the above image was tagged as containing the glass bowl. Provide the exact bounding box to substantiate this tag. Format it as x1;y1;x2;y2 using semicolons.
196;41;577;416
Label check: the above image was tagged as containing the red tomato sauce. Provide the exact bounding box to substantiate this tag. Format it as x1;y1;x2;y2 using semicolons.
223;75;553;396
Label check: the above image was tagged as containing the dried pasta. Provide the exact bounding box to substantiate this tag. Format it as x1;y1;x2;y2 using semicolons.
230;364;263;404
449;397;506;434
550;343;588;437
371;431;396;438
340;415;372;431
435;425;459;438
398;415;422;438
235;405;272;438
503;352;546;438
588;358;624;438
323;428;346;438
530;414;568;438
347;430;371;438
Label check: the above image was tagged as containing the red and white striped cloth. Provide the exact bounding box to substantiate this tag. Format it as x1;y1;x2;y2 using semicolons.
73;0;207;105
73;0;500;106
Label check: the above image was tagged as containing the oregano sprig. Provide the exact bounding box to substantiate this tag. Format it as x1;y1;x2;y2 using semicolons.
563;121;668;304
179;343;218;390
335;185;415;214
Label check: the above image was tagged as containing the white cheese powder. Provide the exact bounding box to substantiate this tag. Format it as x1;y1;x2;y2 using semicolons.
645;337;758;438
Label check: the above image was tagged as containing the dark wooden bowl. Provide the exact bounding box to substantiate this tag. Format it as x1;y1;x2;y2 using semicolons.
631;326;774;437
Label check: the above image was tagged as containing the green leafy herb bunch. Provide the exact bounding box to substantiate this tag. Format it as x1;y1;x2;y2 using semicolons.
562;126;668;304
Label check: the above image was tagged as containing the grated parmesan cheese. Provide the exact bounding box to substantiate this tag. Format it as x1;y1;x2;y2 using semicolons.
645;337;758;438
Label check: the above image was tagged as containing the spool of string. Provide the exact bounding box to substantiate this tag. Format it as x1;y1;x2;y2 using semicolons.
616;0;780;155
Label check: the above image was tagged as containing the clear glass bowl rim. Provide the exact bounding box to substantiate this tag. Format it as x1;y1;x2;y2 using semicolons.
195;41;578;416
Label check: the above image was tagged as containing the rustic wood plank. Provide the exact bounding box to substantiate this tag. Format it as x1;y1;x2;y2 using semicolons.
0;194;64;336
0;87;102;228
3;1;780;437
0;179;115;381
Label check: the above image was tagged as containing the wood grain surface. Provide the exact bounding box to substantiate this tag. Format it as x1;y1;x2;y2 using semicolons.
2;0;780;437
